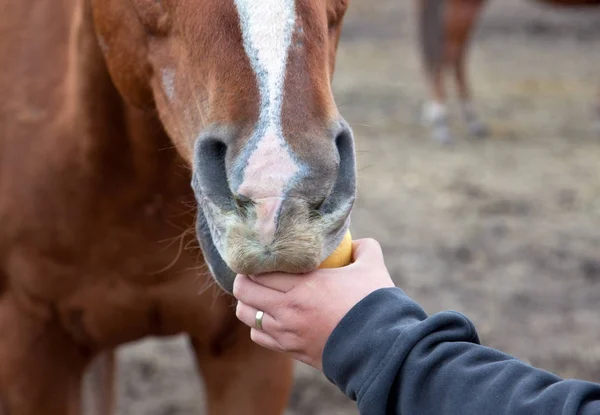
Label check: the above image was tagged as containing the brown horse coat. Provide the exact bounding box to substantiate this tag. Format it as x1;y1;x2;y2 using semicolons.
0;0;353;413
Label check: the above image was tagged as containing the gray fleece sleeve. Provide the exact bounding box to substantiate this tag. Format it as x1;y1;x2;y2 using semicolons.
322;287;600;415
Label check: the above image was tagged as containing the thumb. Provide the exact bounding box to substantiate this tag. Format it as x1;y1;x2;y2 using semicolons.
351;238;385;265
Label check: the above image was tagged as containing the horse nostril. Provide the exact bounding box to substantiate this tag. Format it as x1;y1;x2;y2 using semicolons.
319;122;357;215
193;138;235;210
309;198;326;212
308;198;326;221
233;194;254;215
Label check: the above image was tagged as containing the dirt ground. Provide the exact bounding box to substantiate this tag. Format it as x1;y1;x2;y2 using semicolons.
112;1;600;414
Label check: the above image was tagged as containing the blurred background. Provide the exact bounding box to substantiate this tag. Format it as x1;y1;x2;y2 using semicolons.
112;1;600;413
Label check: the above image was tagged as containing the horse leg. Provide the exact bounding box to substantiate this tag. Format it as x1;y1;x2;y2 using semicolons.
0;294;86;415
446;0;488;138
81;351;116;415
191;320;294;415
418;0;453;144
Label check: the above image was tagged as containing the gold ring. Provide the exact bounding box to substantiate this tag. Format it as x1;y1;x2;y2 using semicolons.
255;310;265;331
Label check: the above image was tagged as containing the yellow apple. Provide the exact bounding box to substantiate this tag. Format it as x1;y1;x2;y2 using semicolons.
319;230;353;269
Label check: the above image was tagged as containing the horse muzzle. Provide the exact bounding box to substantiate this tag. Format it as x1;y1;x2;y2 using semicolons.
191;122;356;293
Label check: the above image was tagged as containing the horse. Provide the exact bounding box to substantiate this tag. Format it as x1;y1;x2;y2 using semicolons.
0;0;355;413
417;0;600;144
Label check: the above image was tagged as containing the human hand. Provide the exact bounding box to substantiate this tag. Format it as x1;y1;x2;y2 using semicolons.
233;238;395;370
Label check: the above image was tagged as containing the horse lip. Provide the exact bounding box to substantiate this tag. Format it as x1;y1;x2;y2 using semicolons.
195;208;236;294
195;198;354;291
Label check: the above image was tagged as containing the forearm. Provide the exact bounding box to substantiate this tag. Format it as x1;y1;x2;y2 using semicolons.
323;288;600;415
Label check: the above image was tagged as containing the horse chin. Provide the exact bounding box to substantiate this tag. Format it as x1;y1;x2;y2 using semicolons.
195;208;237;294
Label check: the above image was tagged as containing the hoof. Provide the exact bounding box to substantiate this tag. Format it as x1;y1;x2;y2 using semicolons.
468;121;489;139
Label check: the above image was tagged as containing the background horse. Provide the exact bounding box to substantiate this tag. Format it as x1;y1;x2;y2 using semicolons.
0;0;354;413
418;0;600;143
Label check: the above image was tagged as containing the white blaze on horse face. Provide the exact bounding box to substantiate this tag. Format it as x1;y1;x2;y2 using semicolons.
234;0;302;244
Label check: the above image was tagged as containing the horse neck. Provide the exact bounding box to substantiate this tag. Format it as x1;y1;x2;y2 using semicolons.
65;0;178;189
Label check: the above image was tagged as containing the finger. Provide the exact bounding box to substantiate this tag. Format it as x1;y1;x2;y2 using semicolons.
250;328;283;352
236;300;278;332
232;274;284;312
248;272;302;293
351;238;384;264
